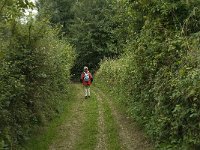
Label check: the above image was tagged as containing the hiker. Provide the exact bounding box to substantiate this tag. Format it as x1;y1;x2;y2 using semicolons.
80;66;93;99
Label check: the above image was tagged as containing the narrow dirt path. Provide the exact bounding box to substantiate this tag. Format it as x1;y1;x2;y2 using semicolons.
48;84;154;150
49;84;87;150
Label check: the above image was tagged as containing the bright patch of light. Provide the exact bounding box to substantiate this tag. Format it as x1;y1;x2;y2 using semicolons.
25;0;38;16
21;0;38;23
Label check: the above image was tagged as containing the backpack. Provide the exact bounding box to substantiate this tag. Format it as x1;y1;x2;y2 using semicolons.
84;72;90;82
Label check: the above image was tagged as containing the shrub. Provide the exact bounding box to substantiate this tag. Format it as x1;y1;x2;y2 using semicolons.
0;18;75;149
95;0;200;148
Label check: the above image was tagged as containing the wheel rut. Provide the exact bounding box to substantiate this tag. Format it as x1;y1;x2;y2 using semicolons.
95;87;154;150
49;85;86;150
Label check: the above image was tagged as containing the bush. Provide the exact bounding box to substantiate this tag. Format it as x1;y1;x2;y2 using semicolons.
95;0;200;149
0;18;75;149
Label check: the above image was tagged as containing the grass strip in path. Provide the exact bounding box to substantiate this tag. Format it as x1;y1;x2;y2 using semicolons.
93;89;121;150
74;90;99;150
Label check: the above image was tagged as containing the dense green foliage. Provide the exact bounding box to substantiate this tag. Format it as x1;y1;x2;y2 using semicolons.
0;1;75;149
1;0;200;149
95;0;200;149
40;0;125;75
37;0;75;35
69;0;124;74
35;0;200;148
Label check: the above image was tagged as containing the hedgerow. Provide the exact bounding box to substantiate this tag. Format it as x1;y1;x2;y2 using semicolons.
0;17;75;149
95;0;200;149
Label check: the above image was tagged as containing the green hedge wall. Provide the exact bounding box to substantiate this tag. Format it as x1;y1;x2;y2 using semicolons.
0;19;75;149
95;1;200;149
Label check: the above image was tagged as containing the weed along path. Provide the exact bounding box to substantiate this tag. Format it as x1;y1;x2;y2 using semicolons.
48;84;154;150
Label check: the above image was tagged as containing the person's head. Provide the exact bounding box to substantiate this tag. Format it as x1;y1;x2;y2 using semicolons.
84;66;88;71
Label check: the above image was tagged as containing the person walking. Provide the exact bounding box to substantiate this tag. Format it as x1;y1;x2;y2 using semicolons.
80;66;93;99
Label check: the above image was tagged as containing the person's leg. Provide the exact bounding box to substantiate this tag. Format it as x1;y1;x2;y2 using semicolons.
84;86;88;98
87;86;91;97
